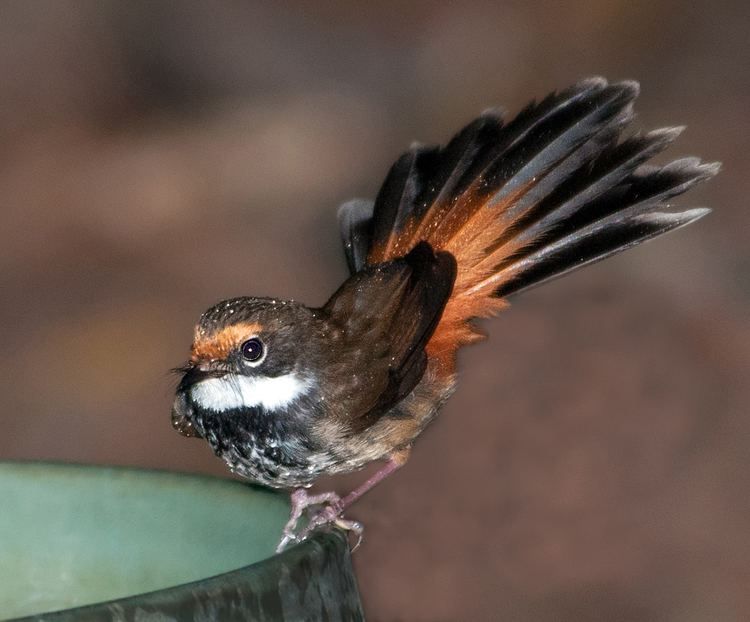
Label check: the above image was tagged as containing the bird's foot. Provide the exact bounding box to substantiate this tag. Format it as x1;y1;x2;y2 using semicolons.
297;504;364;551
276;489;343;553
276;488;363;552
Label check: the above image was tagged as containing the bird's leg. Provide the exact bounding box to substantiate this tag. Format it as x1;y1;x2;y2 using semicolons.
291;449;410;548
276;488;342;553
338;453;406;511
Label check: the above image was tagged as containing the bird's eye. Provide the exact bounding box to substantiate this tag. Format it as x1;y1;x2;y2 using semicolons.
240;338;265;364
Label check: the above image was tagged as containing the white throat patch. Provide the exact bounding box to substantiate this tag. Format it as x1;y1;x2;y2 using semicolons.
191;373;311;412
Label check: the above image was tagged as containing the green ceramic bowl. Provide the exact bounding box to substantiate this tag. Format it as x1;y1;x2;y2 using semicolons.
0;462;363;621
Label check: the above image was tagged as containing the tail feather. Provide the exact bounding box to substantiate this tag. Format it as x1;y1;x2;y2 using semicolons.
480;82;637;214
337;78;718;366
338;198;374;274
503;126;685;249
491;208;711;298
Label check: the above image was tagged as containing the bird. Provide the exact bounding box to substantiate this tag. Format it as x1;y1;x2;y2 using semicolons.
171;77;718;551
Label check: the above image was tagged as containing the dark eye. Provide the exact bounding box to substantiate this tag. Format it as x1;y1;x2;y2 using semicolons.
240;338;264;363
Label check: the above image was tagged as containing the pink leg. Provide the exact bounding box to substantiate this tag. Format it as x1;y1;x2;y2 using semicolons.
339;457;404;511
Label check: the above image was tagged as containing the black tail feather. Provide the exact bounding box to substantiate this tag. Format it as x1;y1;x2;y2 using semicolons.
337;77;718;308
338;198;374;274
493;207;711;298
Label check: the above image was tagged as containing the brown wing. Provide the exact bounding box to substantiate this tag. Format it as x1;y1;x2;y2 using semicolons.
322;242;456;429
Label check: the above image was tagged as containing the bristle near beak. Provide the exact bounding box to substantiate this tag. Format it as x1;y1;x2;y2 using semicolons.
170;363;194;376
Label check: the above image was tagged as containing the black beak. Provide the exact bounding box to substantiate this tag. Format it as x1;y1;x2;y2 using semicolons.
175;364;226;393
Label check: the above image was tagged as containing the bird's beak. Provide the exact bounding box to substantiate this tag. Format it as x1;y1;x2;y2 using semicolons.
176;363;227;392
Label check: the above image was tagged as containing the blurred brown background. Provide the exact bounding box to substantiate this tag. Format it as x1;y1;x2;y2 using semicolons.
1;1;747;620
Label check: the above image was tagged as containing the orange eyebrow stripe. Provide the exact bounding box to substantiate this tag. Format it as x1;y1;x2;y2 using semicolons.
191;322;262;361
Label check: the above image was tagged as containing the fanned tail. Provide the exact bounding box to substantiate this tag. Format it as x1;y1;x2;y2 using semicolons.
338;78;718;368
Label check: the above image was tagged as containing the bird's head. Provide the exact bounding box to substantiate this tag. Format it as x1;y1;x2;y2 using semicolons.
171;296;324;439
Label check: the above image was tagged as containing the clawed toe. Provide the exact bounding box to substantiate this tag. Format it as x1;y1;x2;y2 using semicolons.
294;504;362;545
276;488;362;552
310;503;341;526
334;517;364;551
276;531;299;554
